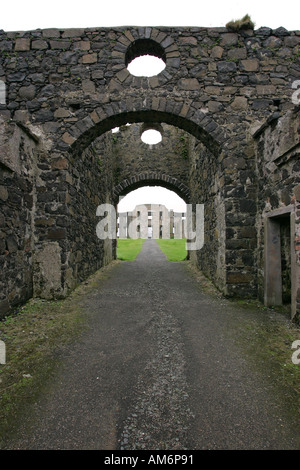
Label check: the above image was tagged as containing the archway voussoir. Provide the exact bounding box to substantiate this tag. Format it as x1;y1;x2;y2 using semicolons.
114;173;191;204
122;29;136;43
118;34;131;47
75;115;94;134
160;69;172;81
103;103;116;118
186;105;198;120
150;28;161;41
61;132;76;146
94;106;108;122
137;27;146;38
116;68;130;83
179;102;191;118
155;31;168;45
70;105;224;157
158;98;167;113
211;127;227;144
204;120;218;133
161;36;174;49
193;108;208;122
68;124;82;140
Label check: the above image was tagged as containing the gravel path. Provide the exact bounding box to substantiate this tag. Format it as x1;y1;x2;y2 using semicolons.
7;240;300;450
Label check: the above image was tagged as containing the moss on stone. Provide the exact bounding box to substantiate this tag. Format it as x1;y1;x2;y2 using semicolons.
226;14;255;32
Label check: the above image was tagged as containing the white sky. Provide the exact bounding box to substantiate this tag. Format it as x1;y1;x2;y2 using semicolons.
1;0;299;31
118;187;187;213
2;0;298;211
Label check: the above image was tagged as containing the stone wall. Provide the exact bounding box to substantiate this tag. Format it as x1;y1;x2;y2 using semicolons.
254;108;300;320
0;116;37;317
64;123;192;289
32;131;117;298
65;132;115;290
0;24;299;318
0;25;299;137
189;137;226;292
109;123;190;190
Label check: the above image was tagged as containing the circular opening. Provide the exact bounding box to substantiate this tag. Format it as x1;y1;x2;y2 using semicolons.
127;55;166;77
141;129;162;145
126;39;166;77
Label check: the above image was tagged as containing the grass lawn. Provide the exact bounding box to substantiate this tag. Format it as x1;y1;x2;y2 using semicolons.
117;238;146;261
156;238;187;261
0;297;85;446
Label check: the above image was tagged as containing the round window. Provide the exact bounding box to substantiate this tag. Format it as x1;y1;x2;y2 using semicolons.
126;39;166;77
140;123;163;145
141;129;162;145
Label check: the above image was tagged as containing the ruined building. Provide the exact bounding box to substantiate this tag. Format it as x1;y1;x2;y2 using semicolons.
0;24;299;320
117;203;186;239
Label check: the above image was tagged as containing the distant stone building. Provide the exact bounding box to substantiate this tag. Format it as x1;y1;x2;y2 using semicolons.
117;204;186;239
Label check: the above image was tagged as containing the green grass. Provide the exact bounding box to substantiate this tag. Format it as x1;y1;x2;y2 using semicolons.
0;297;86;447
117;238;187;262
156;238;187;261
0;261;118;448
117;238;146;261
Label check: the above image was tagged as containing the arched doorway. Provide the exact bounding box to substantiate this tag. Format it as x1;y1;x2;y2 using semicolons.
116;185;188;261
34;107;239;302
117;185;187;236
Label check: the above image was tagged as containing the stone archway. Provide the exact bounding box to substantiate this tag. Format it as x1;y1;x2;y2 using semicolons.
63;105;226;158
113;173;191;204
1;24;299;319
114;175;190;241
30;107;227;300
30;100;255;304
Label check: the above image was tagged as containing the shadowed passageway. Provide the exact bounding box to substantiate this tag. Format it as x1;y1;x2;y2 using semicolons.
5;240;300;450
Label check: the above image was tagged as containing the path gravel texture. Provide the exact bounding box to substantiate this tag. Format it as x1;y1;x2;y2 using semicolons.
6;240;300;450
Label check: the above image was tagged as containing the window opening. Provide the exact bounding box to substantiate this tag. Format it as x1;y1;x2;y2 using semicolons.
126;39;166;77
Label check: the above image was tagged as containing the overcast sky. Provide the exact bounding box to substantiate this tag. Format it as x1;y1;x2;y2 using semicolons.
2;0;298;211
1;0;299;31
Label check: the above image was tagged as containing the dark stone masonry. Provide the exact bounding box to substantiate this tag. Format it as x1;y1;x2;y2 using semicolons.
0;25;299;319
